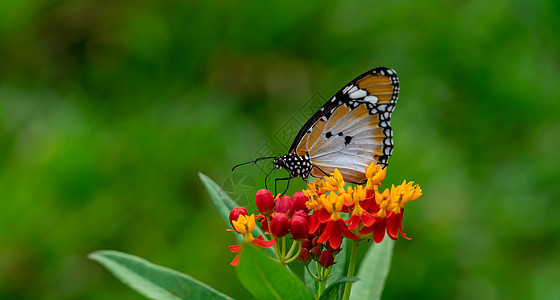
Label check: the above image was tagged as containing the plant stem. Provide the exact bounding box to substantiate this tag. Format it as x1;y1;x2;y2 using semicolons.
305;264;319;280
285;240;298;258
284;242;301;264
282;237;286;257
318;278;326;298
342;240;360;300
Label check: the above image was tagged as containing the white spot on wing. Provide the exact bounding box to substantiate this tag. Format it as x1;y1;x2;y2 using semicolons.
349;89;367;99
347;86;358;94
364;95;378;104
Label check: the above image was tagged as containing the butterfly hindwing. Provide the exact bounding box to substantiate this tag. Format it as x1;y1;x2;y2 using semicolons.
290;67;399;183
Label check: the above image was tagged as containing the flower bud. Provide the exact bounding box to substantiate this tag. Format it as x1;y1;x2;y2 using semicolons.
298;247;312;264
270;213;290;237
292;192;309;212
256;189;275;215
312;237;321;248
325;242;342;255
290;216;308;240
292;210;309;220
275;195;294;216
310;246;322;260
229;207;248;228
318;250;335;268
301;239;312;250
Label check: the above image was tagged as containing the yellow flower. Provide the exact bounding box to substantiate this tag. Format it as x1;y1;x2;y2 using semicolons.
374;180;423;215
374;186;390;218
304;189;323;211
320;193;344;221
324;168;346;193
306;177;327;194
365;162;387;189
232;214;256;243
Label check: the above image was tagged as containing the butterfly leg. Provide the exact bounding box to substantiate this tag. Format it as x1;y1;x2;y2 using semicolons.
274;177;291;196
312;165;330;177
264;166;275;191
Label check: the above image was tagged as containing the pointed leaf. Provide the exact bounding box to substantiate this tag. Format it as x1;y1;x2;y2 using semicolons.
236;245;314;300
349;240;394;300
89;250;232;300
199;173;275;257
320;277;360;300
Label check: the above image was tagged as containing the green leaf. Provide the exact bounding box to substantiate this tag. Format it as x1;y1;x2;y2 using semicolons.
198;173;275;257
236;245;314;300
319;277;360;300
349;240;394;300
89;250;232;300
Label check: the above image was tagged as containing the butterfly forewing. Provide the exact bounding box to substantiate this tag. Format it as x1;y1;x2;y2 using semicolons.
290;67;399;183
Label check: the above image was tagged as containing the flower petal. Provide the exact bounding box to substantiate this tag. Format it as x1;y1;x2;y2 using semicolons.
346;214;360;231
360;213;375;227
308;213;321;234
372;221;386;243
253;236;276;248
229;244;242;252
317;221;334;244
230;252;242;266
328;220;343;249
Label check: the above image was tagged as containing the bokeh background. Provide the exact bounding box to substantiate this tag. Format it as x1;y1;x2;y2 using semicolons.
1;0;559;299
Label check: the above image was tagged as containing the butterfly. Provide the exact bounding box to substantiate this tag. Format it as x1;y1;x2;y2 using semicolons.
233;67;399;194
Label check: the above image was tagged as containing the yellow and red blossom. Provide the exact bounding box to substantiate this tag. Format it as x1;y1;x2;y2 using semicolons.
229;214;275;266
345;185;375;231
226;163;423;267
314;191;359;249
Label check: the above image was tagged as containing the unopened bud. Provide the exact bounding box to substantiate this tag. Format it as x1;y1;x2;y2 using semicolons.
270;213;290;237
310;246;322;260
275;195;294;216
298;247;312;264
290;216;308;240
318;250;335;268
256;189;275;215
292;192;309;212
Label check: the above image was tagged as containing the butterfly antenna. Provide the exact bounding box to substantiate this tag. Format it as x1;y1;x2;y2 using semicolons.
231;156;277;171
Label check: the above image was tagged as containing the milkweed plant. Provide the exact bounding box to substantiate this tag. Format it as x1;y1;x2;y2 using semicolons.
89;162;422;299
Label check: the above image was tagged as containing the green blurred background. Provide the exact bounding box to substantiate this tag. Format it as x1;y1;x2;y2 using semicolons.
1;0;559;299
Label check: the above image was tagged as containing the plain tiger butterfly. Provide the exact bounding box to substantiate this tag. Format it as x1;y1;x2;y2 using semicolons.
233;67;399;193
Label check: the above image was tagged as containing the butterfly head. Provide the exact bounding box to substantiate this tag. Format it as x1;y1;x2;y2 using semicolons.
273;157;285;170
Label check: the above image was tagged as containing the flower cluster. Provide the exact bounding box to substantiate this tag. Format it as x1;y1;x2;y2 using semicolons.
227;161;422;267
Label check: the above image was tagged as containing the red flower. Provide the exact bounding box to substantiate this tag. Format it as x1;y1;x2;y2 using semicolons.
315;193;358;249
